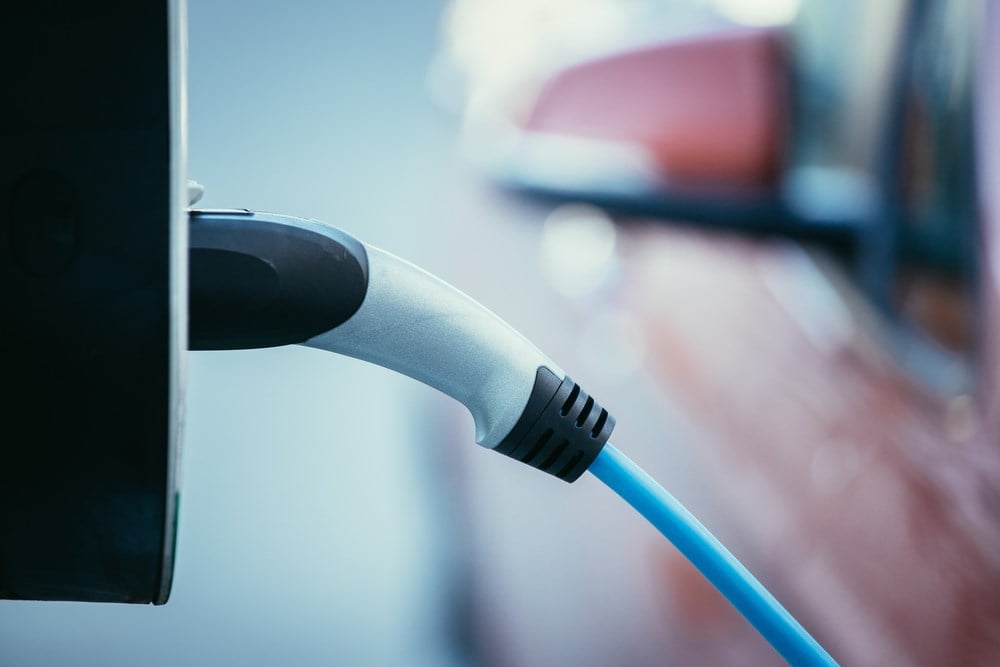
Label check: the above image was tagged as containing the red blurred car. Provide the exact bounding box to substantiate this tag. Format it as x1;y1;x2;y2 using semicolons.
438;1;1000;664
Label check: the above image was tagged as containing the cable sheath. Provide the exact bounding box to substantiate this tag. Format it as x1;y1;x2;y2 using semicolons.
588;443;837;667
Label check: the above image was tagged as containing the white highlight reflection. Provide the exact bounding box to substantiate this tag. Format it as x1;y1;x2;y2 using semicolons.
539;203;617;299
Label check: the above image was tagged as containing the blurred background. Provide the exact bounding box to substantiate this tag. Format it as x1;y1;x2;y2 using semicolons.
2;0;1000;665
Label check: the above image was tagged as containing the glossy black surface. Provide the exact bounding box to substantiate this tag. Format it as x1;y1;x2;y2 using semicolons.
188;212;369;350
0;0;176;603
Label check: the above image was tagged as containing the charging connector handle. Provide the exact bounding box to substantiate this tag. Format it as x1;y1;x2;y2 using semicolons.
305;238;563;448
188;210;615;477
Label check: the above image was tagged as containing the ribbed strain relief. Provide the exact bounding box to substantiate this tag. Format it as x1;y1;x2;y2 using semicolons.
495;368;615;482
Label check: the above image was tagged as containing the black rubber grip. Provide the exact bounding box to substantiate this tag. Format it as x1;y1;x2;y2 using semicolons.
188;211;369;350
495;368;615;482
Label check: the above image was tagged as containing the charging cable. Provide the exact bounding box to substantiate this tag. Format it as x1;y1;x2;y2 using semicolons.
590;444;837;666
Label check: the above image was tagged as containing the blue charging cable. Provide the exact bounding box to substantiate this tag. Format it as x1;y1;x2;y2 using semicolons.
589;443;838;667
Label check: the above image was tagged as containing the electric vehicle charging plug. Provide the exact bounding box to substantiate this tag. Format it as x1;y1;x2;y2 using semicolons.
188;209;614;481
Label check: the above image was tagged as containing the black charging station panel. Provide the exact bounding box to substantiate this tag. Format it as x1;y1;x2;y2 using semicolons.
0;1;184;603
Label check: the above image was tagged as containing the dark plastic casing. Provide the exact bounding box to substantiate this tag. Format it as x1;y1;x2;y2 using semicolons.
0;0;186;603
